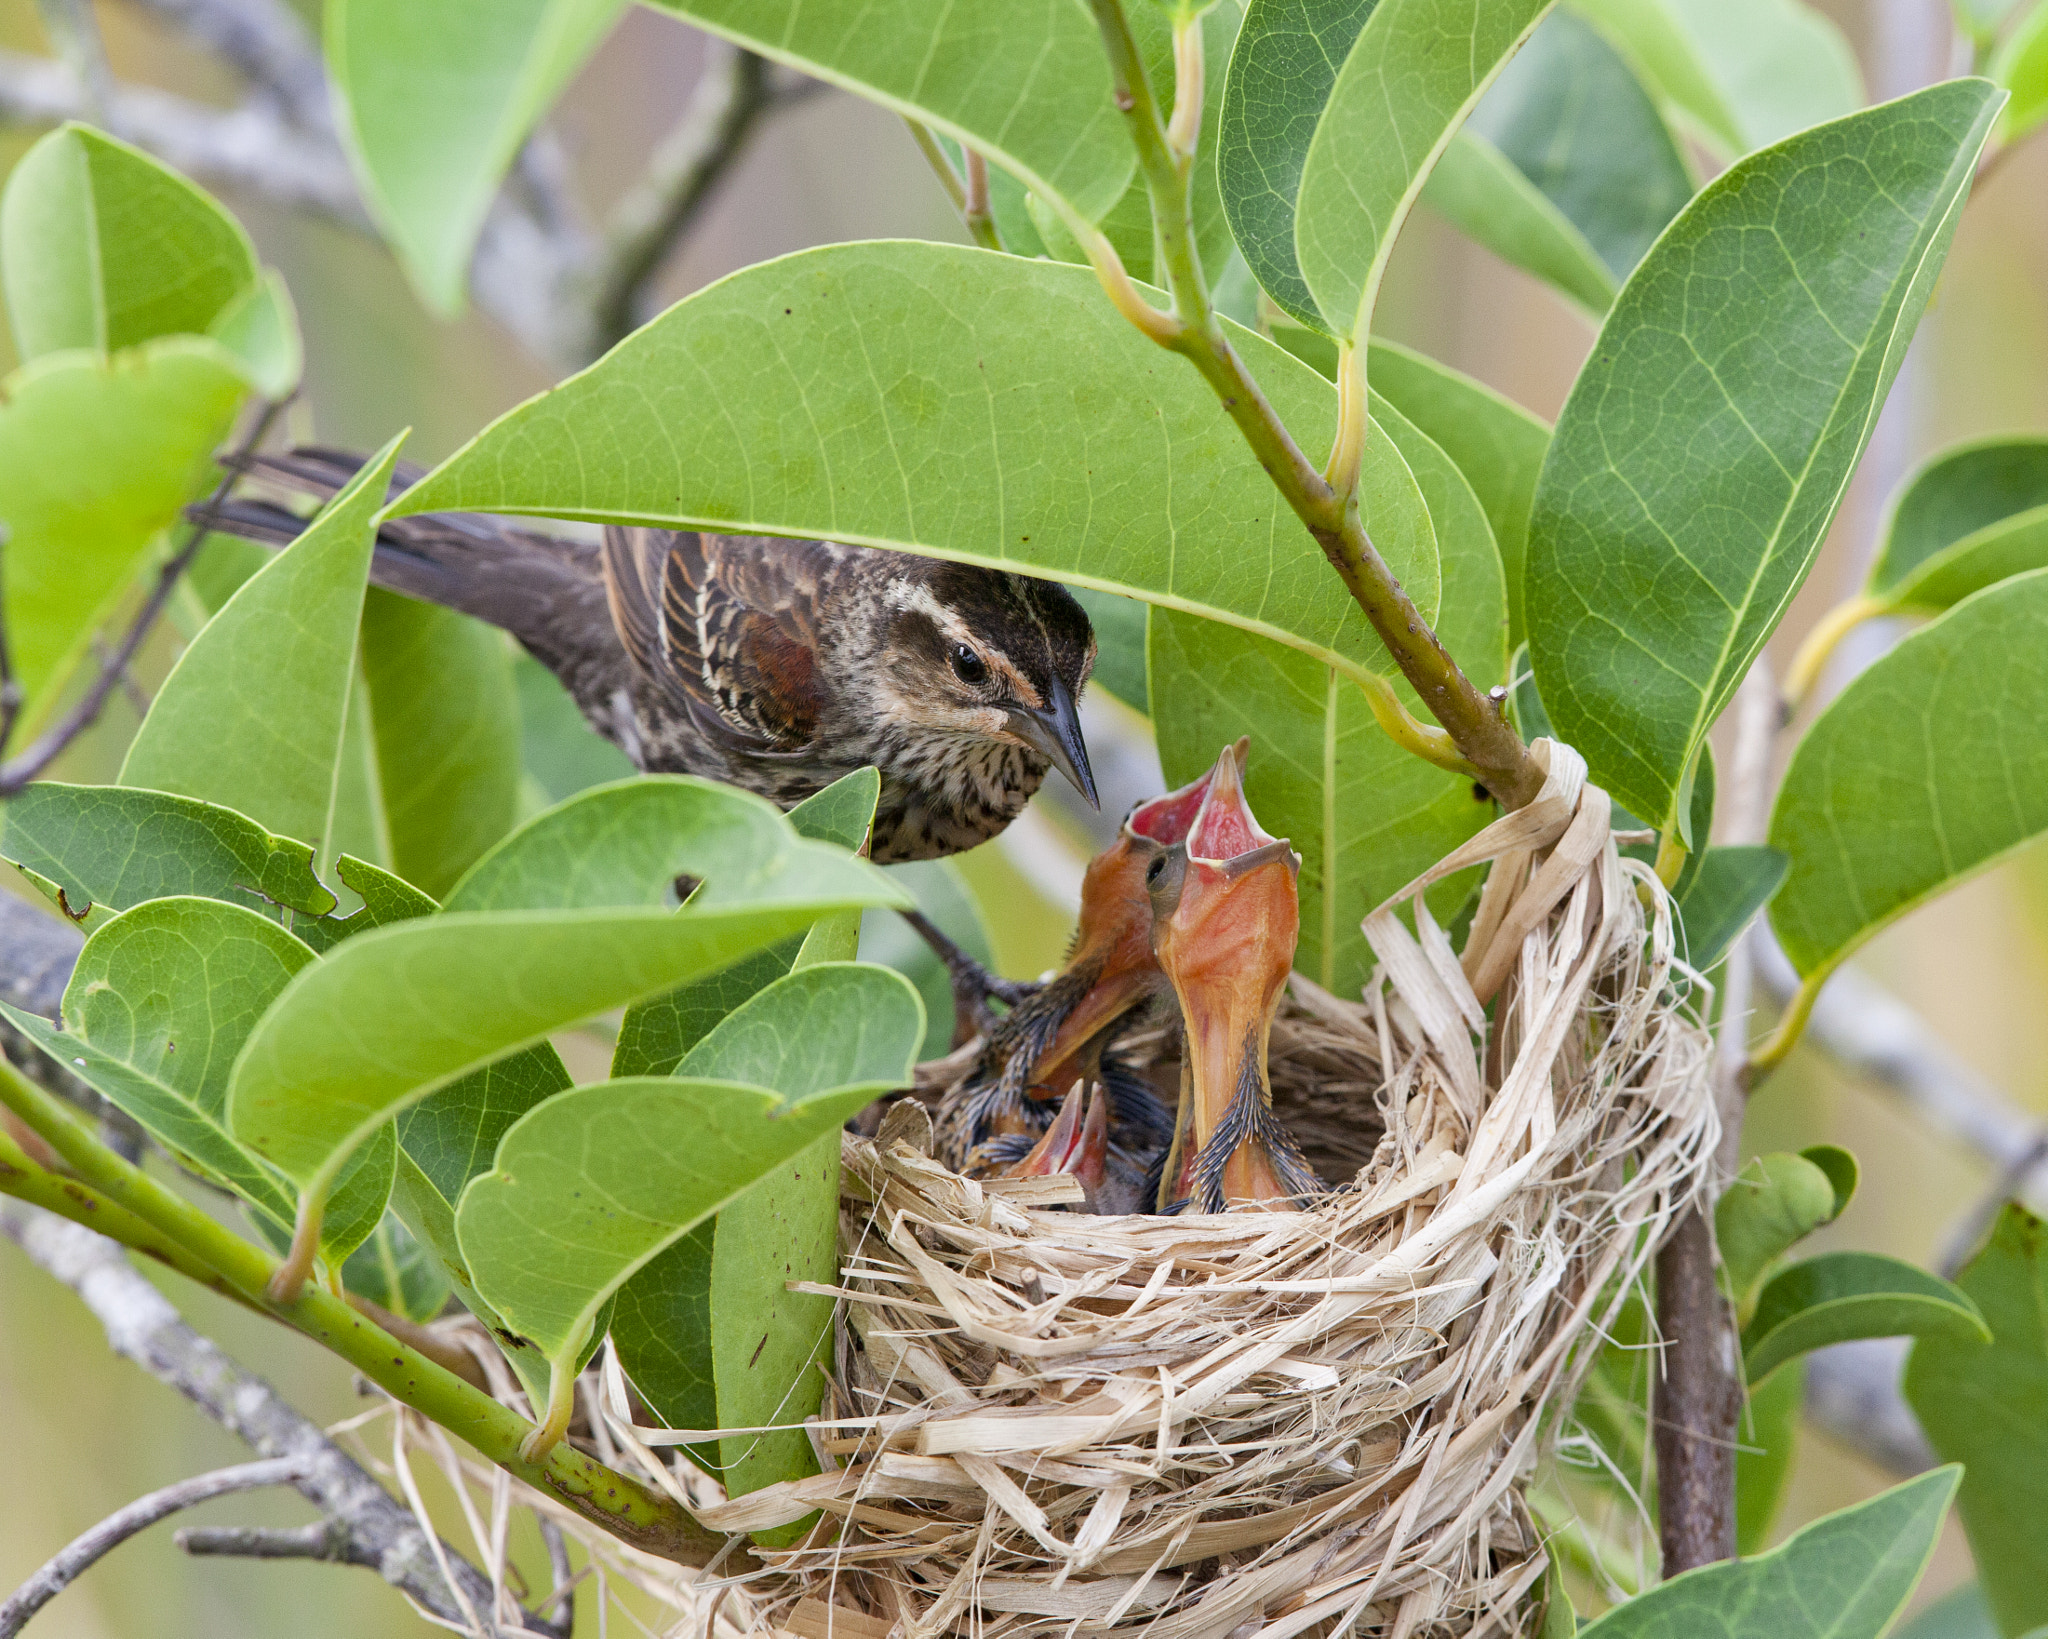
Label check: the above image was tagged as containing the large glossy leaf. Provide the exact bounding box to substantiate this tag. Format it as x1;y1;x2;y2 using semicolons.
1526;82;2002;836
1149;394;1502;992
460;964;921;1373
1768;571;2048;981
1366;340;1550;648
617;963;919;1526
1716;1151;1843;1315
227;778;908;1207
1449;9;1693;295
1905;1205;2048;1637
1292;0;1553;341
327;0;625;313
121;436;402;854
0;784;335;930
0;122;258;360
0;897;390;1264
1214;0;1377;331
1868;436;2048;595
646;0;1140;225
1883;507;2048;615
357;591;522;897
0;339;249;732
1573;1468;1959;1638
1571;0;1864;158
1743;1251;1988;1386
1994;0;2048;143
1419;133;1616;318
392;244;1442;681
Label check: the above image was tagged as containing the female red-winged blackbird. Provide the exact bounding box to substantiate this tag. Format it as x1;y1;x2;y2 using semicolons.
205;447;1100;865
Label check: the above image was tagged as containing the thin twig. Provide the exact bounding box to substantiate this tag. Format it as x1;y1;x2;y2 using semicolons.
0;1457;310;1636
577;43;772;359
961;149;999;251
0;1202;532;1631
176;1519;357;1561
127;0;333;130
0;397;283;797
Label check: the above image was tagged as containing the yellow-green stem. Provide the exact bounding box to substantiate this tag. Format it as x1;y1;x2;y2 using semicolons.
1784;593;1887;707
0;1054;722;1564
1654;830;1689;890
1357;674;1481;779
1744;969;1827;1083
1078;0;1544;811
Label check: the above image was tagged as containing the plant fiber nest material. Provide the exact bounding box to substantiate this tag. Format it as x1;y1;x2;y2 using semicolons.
664;742;1715;1638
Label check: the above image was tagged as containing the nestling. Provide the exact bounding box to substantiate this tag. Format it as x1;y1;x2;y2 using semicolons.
203;447;1100;864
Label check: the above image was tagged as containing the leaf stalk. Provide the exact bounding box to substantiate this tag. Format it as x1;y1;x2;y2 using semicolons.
1077;0;1544;810
1784;592;1887;708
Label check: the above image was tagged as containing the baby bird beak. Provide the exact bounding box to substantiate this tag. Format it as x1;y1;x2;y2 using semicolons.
1005;672;1098;809
1150;741;1320;1212
1004;1083;1112;1211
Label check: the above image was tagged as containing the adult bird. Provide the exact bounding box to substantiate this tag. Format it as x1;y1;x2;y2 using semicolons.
202;447;1100;865
1148;742;1323;1213
931;747;1246;1175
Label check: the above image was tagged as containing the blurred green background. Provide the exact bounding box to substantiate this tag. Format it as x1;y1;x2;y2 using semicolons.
1;0;2044;1632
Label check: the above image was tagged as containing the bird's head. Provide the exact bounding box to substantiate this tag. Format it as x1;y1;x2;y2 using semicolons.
875;562;1100;806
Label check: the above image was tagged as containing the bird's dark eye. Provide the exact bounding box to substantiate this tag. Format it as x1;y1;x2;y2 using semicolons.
950;644;989;686
1146;854;1167;882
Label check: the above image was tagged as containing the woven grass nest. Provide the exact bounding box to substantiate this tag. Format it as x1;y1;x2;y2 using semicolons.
692;741;1717;1639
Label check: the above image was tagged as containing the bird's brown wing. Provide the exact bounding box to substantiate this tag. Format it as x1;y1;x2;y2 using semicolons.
601;526;834;751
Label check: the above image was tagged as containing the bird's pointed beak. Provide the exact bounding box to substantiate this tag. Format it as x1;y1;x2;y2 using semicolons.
1153;742;1303;1209
1123;735;1247;845
1007;674;1098;810
1005;1083;1089;1179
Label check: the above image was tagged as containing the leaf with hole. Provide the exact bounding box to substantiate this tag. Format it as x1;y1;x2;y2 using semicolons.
1572;1467;1959;1638
391;243;1441;681
226;777;908;1223
1743;1251;1988;1385
1149;393;1503;993
1;122;259;361
462;964;922;1425
327;0;628;313
0;338;250;734
1905;1204;2048;1637
0;783;334;931
121;435;403;855
1769;570;2048;981
1526;81;2003;836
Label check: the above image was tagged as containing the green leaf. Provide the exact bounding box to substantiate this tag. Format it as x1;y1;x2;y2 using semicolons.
1894;1586;2003;1639
1885;506;2048;615
458;963;922;1367
1419;131;1617;318
0;338;249;731
1734;1354;1804;1555
292;854;438;953
1677;844;1787;972
327;0;627;314
1214;0;1376;331
1447;8;1694;297
787;770;880;969
1991;0;2048;143
1526;81;2003;836
0;896;390;1265
1149;393;1503;992
1;122;258;360
858;858;995;1060
121;435;403;854
1572;1467;1959;1638
1293;0;1553;340
227;777;909;1205
1366;340;1550;649
512;650;634;807
1571;0;1864;158
1069;587;1150;714
645;0;1140;224
1743;1251;1989;1385
1905;1205;2048;1638
341;1211;453;1324
0;783;336;928
1868;436;2048;596
1716;1151;1842;1313
358;591;522;897
204;269;303;401
390;243;1441;682
1802;1144;1859;1219
1768;570;2048;981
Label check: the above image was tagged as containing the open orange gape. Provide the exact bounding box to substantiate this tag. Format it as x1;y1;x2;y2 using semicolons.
682;739;1718;1639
